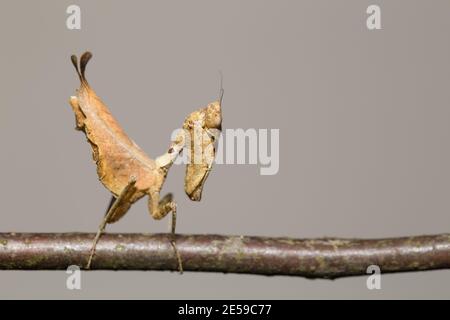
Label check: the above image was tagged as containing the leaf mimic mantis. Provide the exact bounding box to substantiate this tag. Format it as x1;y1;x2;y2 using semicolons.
69;52;223;270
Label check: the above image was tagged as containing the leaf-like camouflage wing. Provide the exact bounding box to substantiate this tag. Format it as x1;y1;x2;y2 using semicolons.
69;52;165;199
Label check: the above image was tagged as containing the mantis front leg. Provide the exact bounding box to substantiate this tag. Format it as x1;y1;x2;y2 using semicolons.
148;191;183;273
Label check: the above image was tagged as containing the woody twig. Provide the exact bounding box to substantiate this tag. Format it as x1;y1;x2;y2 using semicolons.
0;233;448;278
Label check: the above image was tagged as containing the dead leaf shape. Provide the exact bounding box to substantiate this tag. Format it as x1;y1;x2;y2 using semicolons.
183;114;221;201
69;52;222;221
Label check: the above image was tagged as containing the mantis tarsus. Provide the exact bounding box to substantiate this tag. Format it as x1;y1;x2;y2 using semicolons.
68;52;223;270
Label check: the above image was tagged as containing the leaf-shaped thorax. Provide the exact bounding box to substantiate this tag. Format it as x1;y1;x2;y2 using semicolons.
76;83;165;198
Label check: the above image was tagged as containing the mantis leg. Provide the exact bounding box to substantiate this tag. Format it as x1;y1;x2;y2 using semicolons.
104;195;116;216
148;191;183;273
86;177;138;269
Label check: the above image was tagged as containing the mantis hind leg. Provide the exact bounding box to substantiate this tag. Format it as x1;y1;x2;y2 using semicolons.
104;195;116;217
148;191;183;273
85;177;138;269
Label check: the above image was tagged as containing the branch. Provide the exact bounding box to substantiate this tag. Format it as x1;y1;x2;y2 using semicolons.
0;233;449;278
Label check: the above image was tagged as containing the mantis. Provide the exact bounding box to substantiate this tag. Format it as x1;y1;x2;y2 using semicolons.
68;52;223;270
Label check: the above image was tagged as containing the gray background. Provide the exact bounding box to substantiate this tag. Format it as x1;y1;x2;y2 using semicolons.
0;0;449;299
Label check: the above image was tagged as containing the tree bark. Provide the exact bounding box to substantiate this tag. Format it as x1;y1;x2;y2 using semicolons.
0;233;448;278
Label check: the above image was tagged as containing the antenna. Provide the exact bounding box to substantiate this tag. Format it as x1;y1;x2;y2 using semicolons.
218;70;224;105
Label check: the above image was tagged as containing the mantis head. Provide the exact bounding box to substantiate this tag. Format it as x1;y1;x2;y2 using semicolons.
184;90;223;201
205;100;222;131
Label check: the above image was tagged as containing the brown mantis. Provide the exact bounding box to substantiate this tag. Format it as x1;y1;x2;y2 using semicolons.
68;52;223;270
